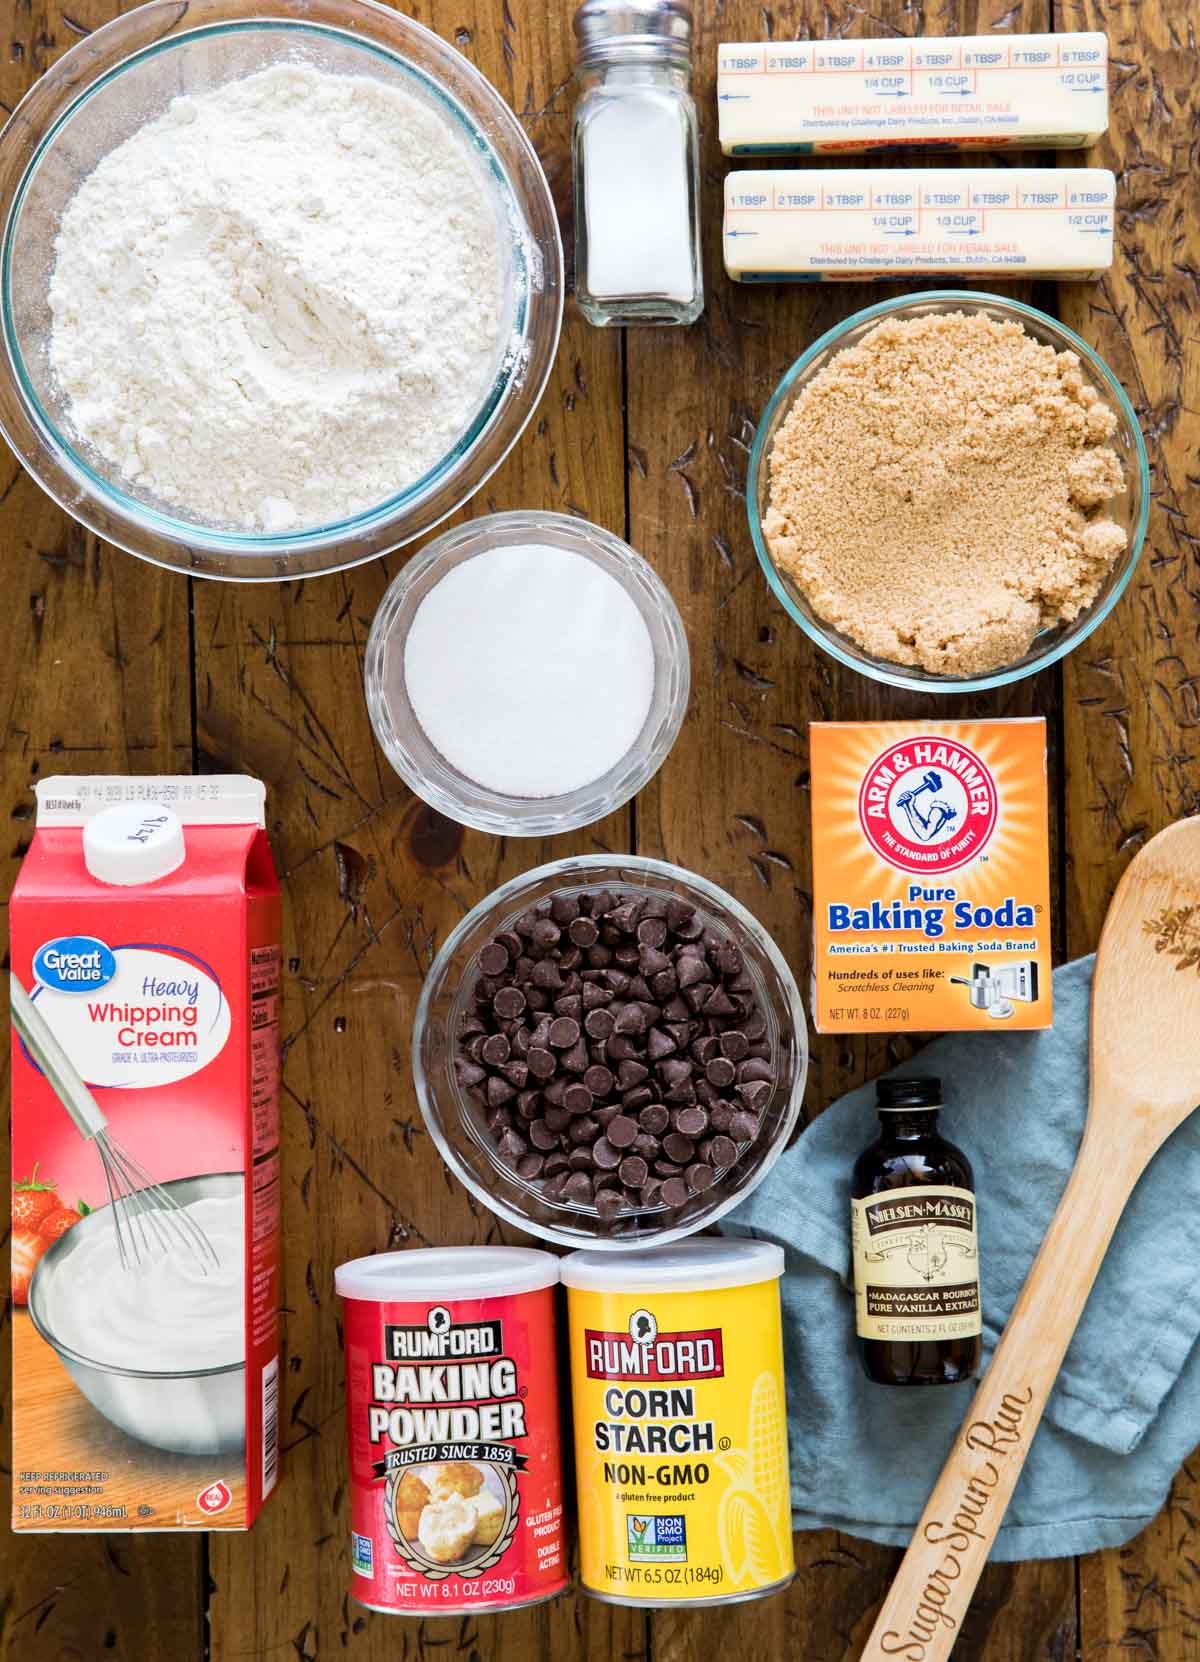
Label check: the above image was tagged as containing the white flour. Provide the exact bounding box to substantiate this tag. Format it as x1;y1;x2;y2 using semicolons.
48;63;507;533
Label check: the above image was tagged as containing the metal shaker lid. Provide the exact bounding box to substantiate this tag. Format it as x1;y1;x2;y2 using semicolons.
573;0;692;67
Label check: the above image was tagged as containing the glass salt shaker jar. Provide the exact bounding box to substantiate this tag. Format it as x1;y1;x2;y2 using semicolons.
571;0;703;327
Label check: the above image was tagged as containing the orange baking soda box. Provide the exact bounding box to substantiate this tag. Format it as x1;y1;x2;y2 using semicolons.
810;721;1052;1033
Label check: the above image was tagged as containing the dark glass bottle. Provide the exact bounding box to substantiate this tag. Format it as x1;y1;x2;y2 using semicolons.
850;1077;981;1387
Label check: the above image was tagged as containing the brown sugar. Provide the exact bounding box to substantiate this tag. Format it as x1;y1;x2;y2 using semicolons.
762;311;1128;677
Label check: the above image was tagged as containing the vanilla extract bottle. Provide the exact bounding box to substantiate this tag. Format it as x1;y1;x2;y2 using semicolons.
850;1077;981;1387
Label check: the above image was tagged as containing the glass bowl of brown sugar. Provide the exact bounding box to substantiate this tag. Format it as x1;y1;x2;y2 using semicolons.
747;291;1150;693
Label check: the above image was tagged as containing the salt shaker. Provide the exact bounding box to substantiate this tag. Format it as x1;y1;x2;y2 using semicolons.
571;0;703;327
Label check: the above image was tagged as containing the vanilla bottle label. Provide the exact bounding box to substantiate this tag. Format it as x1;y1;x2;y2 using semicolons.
851;1184;981;1342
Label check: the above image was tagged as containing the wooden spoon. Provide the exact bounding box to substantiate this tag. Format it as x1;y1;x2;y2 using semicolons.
862;816;1200;1662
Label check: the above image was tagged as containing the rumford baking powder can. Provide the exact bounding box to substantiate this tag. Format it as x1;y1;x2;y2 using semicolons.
335;1247;568;1615
562;1240;794;1607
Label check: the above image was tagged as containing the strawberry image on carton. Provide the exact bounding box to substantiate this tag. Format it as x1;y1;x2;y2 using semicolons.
9;776;281;1531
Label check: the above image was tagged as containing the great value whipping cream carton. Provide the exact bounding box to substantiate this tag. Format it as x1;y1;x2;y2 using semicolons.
717;34;1108;154
810;723;1052;1034
10;776;281;1531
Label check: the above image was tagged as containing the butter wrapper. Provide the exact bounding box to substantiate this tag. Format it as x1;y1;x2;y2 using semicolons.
717;34;1108;154
723;168;1115;282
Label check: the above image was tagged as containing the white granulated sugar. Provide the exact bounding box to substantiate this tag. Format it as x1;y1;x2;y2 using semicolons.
404;544;656;797
48;63;506;532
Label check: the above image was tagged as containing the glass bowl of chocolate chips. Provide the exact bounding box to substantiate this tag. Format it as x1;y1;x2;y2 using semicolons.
413;855;808;1247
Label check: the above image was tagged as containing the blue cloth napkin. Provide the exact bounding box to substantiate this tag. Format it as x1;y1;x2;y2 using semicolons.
722;957;1200;1560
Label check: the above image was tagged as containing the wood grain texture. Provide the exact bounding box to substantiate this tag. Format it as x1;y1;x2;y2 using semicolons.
1055;0;1200;1656
0;0;1192;1655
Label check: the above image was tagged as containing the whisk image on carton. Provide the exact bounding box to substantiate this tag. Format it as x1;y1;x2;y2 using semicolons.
9;776;281;1532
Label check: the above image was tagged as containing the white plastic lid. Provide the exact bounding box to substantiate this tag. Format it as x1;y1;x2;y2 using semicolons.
83;802;186;886
561;1238;784;1295
335;1245;560;1303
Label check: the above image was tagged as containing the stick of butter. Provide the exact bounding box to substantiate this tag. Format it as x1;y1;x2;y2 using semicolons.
724;169;1115;282
717;35;1109;154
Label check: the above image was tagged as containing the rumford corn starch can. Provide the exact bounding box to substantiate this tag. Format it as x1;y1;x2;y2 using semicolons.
335;1247;567;1616
563;1240;794;1607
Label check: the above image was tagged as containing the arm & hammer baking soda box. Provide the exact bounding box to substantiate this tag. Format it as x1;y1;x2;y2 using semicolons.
810;722;1052;1033
9;776;281;1530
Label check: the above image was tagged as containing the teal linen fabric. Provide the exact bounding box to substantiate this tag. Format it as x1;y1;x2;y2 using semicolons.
723;956;1200;1560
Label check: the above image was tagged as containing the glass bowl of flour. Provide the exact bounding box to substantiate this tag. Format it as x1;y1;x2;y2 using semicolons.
365;510;691;836
0;0;563;579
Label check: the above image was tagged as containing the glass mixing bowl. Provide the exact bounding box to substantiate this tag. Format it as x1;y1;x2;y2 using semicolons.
364;511;691;837
747;291;1150;693
0;0;563;580
413;856;808;1249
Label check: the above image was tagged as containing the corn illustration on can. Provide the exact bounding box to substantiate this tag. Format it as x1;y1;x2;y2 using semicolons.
562;1240;794;1607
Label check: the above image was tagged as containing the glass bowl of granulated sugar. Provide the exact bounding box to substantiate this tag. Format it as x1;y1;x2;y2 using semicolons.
364;510;691;837
0;0;562;581
747;292;1150;693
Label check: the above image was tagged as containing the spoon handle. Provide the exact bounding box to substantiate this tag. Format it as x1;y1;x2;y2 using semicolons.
860;1127;1143;1661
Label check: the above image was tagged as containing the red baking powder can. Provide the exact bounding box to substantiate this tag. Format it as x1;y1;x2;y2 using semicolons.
335;1247;568;1615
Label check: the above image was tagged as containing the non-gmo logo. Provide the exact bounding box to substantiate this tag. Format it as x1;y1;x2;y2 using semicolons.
858;737;998;874
33;935;116;993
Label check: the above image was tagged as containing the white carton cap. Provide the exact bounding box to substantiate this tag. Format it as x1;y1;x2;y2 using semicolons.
83;801;186;887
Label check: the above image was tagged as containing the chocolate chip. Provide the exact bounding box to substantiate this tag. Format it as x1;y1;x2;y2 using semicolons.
569;916;600;947
642;1178;664;1207
704;985;738;1018
592;1136;621;1171
486;1076;517;1108
640;1103;670;1136
633;1132;660;1158
542;1172;569;1202
622;1086;653;1113
618;1155;649;1188
686;1162;716;1192
708;1135;738;1168
639;946;671;977
706;1056;737;1088
564;1171;594;1204
481;1033;510;1066
550;894;580;927
532;919;561;950
544;1105;572;1134
564;1082;593;1114
478;941;510;976
740;1079;772;1113
567;1147;593;1171
493;986;526;1020
663;1132;695;1164
456;1060;486;1089
677;955;709;991
529;1119;559;1151
547;1016;578;1049
617;1060;649;1089
527;1047;556;1080
532;960;564;992
584;1064;614;1096
673;1106;708;1139
728;1110;758;1142
614;1003;647;1036
515;1152;544;1179
585;1007;616;1040
562;1039;591;1074
568;1115;600;1144
543;1151;569;1176
637;917;668;949
738;1057;773;1084
596;1189;624;1219
661;1176;690;1206
646;1027;677;1062
720;1030;749;1062
607;1114;639;1149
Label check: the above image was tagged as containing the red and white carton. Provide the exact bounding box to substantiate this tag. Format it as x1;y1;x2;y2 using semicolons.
9;775;281;1532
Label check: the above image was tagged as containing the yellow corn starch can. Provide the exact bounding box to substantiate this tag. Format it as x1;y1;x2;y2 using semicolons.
562;1240;794;1607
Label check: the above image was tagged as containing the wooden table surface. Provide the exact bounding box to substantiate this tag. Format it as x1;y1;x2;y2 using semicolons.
0;0;1195;1657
